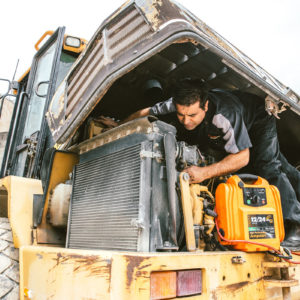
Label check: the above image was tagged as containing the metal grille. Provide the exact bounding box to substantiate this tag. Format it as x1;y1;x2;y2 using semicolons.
67;144;142;251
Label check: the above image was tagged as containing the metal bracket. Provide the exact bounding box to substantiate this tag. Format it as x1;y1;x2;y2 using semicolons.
140;150;163;159
265;95;287;119
232;256;246;264
131;218;145;230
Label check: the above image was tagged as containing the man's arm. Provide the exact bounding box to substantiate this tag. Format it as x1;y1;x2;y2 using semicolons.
95;107;151;130
119;107;151;125
184;148;250;183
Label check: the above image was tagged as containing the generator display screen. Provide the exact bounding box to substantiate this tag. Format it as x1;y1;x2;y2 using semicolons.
248;214;275;239
243;187;267;206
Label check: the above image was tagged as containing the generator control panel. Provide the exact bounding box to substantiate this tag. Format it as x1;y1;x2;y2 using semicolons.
243;187;267;206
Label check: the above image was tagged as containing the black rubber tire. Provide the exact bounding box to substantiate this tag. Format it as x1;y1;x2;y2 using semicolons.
0;218;19;300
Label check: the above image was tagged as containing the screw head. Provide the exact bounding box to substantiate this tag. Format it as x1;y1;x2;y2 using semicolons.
183;173;190;181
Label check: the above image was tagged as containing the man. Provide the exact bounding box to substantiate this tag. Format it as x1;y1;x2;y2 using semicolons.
100;81;300;250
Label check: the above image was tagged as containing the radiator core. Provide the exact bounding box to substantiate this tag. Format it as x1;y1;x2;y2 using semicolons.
67;144;146;251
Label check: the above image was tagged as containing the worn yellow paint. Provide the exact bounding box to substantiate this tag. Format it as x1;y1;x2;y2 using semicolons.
138;0;163;31
179;173;217;251
37;151;78;244
19;245;300;300
179;172;196;251
0;176;43;248
20;246;112;300
40;151;78;225
264;279;299;288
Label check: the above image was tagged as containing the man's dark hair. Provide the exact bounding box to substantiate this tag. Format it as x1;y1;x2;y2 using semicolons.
173;78;208;109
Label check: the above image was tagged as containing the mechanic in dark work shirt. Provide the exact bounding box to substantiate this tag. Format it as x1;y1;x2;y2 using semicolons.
106;82;300;250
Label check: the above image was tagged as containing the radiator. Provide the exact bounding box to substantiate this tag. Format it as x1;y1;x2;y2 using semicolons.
66;120;180;252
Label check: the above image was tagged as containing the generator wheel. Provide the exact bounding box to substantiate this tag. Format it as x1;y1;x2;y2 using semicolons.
0;218;19;300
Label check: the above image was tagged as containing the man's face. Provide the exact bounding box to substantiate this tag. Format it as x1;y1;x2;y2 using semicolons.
175;100;208;130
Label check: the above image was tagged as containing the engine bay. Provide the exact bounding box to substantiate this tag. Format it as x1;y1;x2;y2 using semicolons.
67;41;300;167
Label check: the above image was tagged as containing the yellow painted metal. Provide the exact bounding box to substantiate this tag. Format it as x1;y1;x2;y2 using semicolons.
40;151;78;224
179;173;216;251
37;151;78;244
34;30;54;50
20;246;112;300
0;176;43;248
179;172;196;251
264;279;299;288
189;184;204;225
19;245;300;300
262;262;291;268
63;35;87;53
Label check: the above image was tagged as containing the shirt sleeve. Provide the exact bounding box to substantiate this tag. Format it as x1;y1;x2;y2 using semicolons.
149;98;176;116
212;112;252;154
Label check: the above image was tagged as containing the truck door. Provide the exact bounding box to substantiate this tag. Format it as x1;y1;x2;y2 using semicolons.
9;27;66;178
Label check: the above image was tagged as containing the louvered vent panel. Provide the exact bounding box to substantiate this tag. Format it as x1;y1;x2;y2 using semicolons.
66;37;104;116
67;144;142;251
107;6;152;59
65;5;151;119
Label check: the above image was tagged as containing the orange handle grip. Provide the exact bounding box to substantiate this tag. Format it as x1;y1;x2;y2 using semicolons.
34;31;54;51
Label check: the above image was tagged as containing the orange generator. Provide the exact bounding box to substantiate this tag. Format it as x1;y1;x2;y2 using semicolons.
215;174;285;252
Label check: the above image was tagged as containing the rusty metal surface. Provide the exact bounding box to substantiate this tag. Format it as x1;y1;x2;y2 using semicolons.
46;0;300;145
20;245;300;299
263;279;299;288
36;223;66;245
70;116;157;154
20;246;112;300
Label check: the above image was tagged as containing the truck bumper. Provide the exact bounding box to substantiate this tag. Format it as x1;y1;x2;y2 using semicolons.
20;245;300;300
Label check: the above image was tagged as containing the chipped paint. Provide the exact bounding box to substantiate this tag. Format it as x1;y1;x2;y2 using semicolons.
213;277;265;299
124;255;150;288
50;251;112;278
223;280;250;293
20;246;300;299
138;0;163;31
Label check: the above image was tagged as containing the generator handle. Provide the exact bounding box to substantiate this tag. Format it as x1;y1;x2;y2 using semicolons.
237;174;258;182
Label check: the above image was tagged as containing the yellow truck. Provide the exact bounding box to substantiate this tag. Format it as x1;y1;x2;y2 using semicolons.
1;0;300;299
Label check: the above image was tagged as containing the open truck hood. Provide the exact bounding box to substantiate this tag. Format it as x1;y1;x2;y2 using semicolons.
46;0;300;146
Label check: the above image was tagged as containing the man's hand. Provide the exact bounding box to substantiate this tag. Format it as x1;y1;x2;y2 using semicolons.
183;148;249;184
184;165;206;183
94;116;119;130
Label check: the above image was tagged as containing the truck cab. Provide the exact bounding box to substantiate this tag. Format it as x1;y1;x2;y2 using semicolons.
1;28;86;179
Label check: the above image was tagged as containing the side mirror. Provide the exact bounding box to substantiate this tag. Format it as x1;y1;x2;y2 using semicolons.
35;81;50;98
